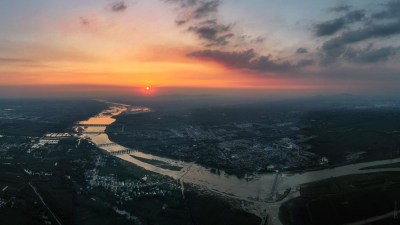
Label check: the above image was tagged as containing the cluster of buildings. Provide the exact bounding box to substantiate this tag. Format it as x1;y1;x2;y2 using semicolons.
212;137;322;172
124;119;328;173
31;133;72;149
84;169;168;202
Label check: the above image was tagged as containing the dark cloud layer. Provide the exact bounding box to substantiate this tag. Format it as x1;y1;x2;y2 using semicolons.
314;0;400;65
315;18;346;36
344;46;399;63
189;49;312;73
321;19;400;62
327;20;400;46
372;0;400;19
314;10;365;36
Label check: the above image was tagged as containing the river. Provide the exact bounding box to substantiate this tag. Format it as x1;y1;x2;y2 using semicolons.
75;101;400;224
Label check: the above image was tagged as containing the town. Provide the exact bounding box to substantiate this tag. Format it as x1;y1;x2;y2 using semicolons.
107;108;327;176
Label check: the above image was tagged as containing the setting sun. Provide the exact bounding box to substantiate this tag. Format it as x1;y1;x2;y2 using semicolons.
1;1;400;225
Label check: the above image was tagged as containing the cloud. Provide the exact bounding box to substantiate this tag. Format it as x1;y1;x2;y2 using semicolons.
329;4;351;12
372;0;400;19
315;18;346;36
108;1;128;12
166;1;312;70
297;59;314;67
314;10;365;36
296;48;308;54
236;35;265;46
188;49;311;73
250;36;265;44
345;10;366;22
170;0;220;25
193;0;219;19
312;1;400;65
188;21;233;46
344;46;400;63
320;19;400;63
165;0;236;46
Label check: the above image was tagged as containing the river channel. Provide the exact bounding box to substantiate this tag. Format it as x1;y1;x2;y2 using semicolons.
75;101;400;224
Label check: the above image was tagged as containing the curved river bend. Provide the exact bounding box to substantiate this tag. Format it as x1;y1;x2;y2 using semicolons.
76;102;400;225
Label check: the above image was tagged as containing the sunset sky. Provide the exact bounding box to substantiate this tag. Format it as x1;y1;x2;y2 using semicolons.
1;0;400;96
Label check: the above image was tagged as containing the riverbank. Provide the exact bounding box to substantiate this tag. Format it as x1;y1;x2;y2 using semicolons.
77;101;400;224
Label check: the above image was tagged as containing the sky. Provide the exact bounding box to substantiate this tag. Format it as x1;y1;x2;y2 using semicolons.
1;0;400;96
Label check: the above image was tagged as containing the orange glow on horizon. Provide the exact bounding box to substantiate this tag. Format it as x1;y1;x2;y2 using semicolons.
0;37;321;91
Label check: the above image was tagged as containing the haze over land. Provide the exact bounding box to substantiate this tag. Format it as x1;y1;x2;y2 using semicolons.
1;1;400;225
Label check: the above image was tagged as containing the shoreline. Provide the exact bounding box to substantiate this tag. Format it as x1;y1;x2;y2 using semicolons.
75;101;400;224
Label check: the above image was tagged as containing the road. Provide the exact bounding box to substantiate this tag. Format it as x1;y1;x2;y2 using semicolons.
29;182;63;225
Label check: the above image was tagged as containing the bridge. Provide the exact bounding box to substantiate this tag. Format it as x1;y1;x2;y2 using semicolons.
109;149;135;155
74;124;109;127
98;143;118;147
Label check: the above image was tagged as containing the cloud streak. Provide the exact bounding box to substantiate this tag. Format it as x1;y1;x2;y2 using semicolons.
372;0;400;19
320;19;400;63
188;49;312;73
314;10;365;36
192;0;219;19
169;1;400;74
165;0;313;74
188;20;233;46
344;46;400;63
312;1;400;65
165;0;234;46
